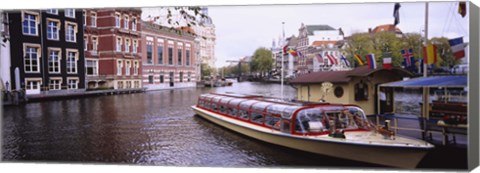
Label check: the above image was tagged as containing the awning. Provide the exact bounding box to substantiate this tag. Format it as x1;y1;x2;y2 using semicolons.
380;76;467;88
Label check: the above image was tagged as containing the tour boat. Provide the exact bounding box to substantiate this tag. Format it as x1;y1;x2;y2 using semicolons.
191;93;434;168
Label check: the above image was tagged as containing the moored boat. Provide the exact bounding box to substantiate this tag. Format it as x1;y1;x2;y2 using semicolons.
191;93;434;168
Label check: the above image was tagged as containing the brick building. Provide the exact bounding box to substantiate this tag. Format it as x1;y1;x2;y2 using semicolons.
83;8;142;90
141;21;197;90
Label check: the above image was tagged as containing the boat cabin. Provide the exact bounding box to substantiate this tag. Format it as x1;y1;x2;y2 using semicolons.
197;93;371;135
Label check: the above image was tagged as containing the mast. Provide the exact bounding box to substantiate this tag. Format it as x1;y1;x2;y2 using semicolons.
421;2;430;140
423;2;429;77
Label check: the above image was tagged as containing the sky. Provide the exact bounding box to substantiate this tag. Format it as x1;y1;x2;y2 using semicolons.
207;2;470;67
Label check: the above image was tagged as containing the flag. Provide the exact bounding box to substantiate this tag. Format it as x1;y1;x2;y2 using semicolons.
448;37;468;59
366;53;376;69
341;55;350;67
283;45;288;54
423;44;437;65
330;54;339;65
298;51;303;57
401;48;414;67
354;54;364;65
326;54;336;65
383;57;392;69
458;2;466;17
288;49;298;57
393;3;401;26
315;54;324;63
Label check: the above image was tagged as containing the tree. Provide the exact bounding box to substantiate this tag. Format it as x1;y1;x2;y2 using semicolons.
147;7;209;38
201;63;213;79
250;48;273;78
430;37;461;67
345;33;374;67
372;31;403;67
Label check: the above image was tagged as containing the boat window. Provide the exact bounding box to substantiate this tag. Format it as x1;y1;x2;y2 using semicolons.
228;98;246;107
265;114;281;129
281;106;301;119
212;103;218;111
226;107;238;117
219;97;234;104
280;120;291;133
239;100;259;110
252;102;271;112
250;112;264;124
219;105;227;114
198;100;204;107
239;110;249;120
295;108;328;133
344;106;369;129
266;104;288;115
211;96;225;103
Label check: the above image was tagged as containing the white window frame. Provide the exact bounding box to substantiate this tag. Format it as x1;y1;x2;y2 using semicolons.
67;77;79;90
125;60;131;75
49;78;62;90
124;15;129;30
65;22;77;42
90;12;97;27
22;11;39;36
117;60;123;76
133;61;139;75
46;9;58;15
132;17;137;31
115;13;121;28
48;48;61;74
84;36;88;51
66;49;78;74
91;36;98;51
125;38;130;53
46;18;60;40
25;78;42;94
132;40;138;53
23;43;41;73
65;9;75;18
116;37;122;52
85;59;98;76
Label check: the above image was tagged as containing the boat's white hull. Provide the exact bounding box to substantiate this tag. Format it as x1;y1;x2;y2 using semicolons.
192;106;431;168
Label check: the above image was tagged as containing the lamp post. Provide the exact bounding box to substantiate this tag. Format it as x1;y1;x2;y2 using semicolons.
281;22;285;101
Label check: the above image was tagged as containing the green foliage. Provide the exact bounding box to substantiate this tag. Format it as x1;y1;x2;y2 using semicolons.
250;48;273;76
345;31;461;68
201;63;213;78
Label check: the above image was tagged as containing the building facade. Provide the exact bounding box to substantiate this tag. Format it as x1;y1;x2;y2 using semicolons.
1;11;11;91
194;8;216;69
296;23;348;73
141;21;197;90
83;8;142;90
7;9;85;95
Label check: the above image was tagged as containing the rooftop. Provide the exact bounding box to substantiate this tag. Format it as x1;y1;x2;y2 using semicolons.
306;25;336;35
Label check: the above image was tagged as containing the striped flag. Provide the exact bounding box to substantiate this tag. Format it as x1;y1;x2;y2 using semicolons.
354;54;364;65
326;54;336;65
330;54;339;65
298;51;303;57
448;37;468;59
423;44;437;65
341;55;350;67
383;57;392;69
393;3;401;26
366;53;376;69
315;54;324;63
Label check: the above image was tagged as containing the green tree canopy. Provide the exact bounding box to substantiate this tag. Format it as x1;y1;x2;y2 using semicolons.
201;63;213;79
250;48;273;77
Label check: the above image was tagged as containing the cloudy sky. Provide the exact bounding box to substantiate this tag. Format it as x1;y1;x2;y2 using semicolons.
207;2;470;67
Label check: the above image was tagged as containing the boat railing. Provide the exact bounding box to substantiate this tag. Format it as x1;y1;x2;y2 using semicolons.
374;114;450;140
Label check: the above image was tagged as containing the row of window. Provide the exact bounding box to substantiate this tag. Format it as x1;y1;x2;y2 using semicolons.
147;71;193;84
23;11;78;42
146;42;191;66
46;9;76;18
25;77;79;92
116;37;139;53
116;60;140;76
114;13;138;31
24;44;79;74
117;80;141;89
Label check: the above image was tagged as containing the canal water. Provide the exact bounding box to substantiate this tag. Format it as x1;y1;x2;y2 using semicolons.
2;82;467;169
